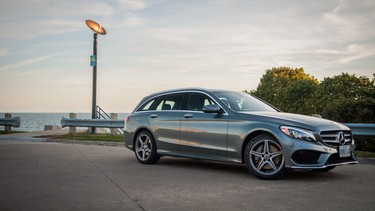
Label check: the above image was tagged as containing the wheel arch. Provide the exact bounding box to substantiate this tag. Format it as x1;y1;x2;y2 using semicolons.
132;127;153;150
241;130;280;163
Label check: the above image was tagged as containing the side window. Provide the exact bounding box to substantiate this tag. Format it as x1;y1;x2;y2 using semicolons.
137;97;158;111
187;93;216;111
155;94;185;111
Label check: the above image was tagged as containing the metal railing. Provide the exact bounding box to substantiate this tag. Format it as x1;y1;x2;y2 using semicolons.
96;105;111;120
0;113;21;132
344;123;375;136
61;118;124;129
0;117;21;127
96;105;124;134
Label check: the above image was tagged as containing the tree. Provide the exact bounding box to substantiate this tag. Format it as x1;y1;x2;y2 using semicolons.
313;73;375;123
249;67;318;113
282;80;319;114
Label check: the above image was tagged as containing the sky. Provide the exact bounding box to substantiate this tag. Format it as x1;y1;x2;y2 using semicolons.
0;0;374;113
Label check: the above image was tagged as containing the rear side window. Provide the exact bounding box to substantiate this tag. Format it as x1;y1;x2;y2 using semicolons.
137;93;185;111
137;97;158;111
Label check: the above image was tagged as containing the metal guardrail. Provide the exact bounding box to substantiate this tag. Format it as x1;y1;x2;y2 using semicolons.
344;123;375;136
61;117;124;129
0;117;21;127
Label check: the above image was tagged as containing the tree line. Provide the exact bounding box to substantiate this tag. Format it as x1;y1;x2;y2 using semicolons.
247;67;374;124
246;67;375;152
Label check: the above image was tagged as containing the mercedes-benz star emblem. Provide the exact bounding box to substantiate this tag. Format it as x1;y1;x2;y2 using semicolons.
337;132;346;145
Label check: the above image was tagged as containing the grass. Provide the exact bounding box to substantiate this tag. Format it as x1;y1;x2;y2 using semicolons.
0;130;26;135
355;151;375;158
47;133;123;142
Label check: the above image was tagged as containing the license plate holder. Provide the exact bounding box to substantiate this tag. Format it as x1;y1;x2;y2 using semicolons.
339;145;350;158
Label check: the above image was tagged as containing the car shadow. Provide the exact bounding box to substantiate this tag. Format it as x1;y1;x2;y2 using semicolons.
282;168;349;181
157;157;249;176
152;157;350;181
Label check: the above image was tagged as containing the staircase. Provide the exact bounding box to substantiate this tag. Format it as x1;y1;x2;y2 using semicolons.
96;105;124;134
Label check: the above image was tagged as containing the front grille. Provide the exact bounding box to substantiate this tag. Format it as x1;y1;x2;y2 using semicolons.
320;130;352;147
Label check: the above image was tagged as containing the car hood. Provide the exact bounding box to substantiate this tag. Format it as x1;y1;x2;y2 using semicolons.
238;111;349;131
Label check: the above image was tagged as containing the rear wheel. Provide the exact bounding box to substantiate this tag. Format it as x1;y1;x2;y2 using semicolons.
245;134;285;179
134;131;160;164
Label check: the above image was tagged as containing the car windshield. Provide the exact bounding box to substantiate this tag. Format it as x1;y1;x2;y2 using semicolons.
213;91;278;112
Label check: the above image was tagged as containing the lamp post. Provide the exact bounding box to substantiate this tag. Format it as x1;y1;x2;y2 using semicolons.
85;20;106;134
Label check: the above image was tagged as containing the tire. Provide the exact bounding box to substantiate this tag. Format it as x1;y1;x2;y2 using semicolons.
134;131;160;164
244;134;285;180
314;166;336;172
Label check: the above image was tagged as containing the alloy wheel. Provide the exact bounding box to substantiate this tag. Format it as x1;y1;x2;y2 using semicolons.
248;138;284;177
135;134;152;161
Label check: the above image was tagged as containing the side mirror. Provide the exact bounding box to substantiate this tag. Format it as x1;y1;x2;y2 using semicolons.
202;104;223;114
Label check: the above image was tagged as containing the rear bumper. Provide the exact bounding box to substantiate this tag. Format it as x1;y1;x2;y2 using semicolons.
123;129;135;151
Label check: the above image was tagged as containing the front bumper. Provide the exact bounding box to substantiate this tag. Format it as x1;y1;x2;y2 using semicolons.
282;137;358;169
290;150;358;169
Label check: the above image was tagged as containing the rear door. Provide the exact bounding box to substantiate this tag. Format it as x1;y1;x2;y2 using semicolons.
145;93;185;153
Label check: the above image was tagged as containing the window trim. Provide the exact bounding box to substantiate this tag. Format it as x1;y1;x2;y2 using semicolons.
134;90;228;115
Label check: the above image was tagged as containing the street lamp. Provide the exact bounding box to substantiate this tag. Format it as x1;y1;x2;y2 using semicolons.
85;20;106;134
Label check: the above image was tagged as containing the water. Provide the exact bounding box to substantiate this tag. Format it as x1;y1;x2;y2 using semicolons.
0;113;128;132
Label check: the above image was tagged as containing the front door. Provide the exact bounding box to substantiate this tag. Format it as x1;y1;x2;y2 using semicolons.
180;92;228;159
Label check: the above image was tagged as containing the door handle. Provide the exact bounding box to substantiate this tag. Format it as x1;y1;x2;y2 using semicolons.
150;114;158;118
184;114;193;118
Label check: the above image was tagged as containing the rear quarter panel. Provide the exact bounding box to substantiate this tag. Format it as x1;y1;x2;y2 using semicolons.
123;113;151;150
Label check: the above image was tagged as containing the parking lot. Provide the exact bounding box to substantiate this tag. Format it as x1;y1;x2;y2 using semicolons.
0;138;374;211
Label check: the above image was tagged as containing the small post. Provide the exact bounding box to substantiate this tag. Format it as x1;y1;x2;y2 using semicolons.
69;113;77;134
5;113;11;133
110;113;118;136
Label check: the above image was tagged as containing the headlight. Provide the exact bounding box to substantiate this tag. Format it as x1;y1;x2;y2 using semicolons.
280;126;316;142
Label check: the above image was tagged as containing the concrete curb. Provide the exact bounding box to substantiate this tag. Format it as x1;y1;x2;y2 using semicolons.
44;138;124;147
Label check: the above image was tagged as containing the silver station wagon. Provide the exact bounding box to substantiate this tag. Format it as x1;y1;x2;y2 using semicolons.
123;88;358;179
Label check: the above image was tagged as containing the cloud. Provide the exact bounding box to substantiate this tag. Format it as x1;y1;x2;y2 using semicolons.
0;20;83;40
315;44;375;64
0;54;56;72
0;49;8;57
0;0;114;18
339;44;375;64
323;0;375;40
121;13;146;27
117;0;147;10
0;1;115;40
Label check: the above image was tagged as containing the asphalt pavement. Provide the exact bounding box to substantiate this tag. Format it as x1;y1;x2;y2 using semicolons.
0;131;374;211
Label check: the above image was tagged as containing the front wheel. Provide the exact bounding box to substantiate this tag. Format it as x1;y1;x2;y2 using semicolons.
245;134;285;179
134;131;160;164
